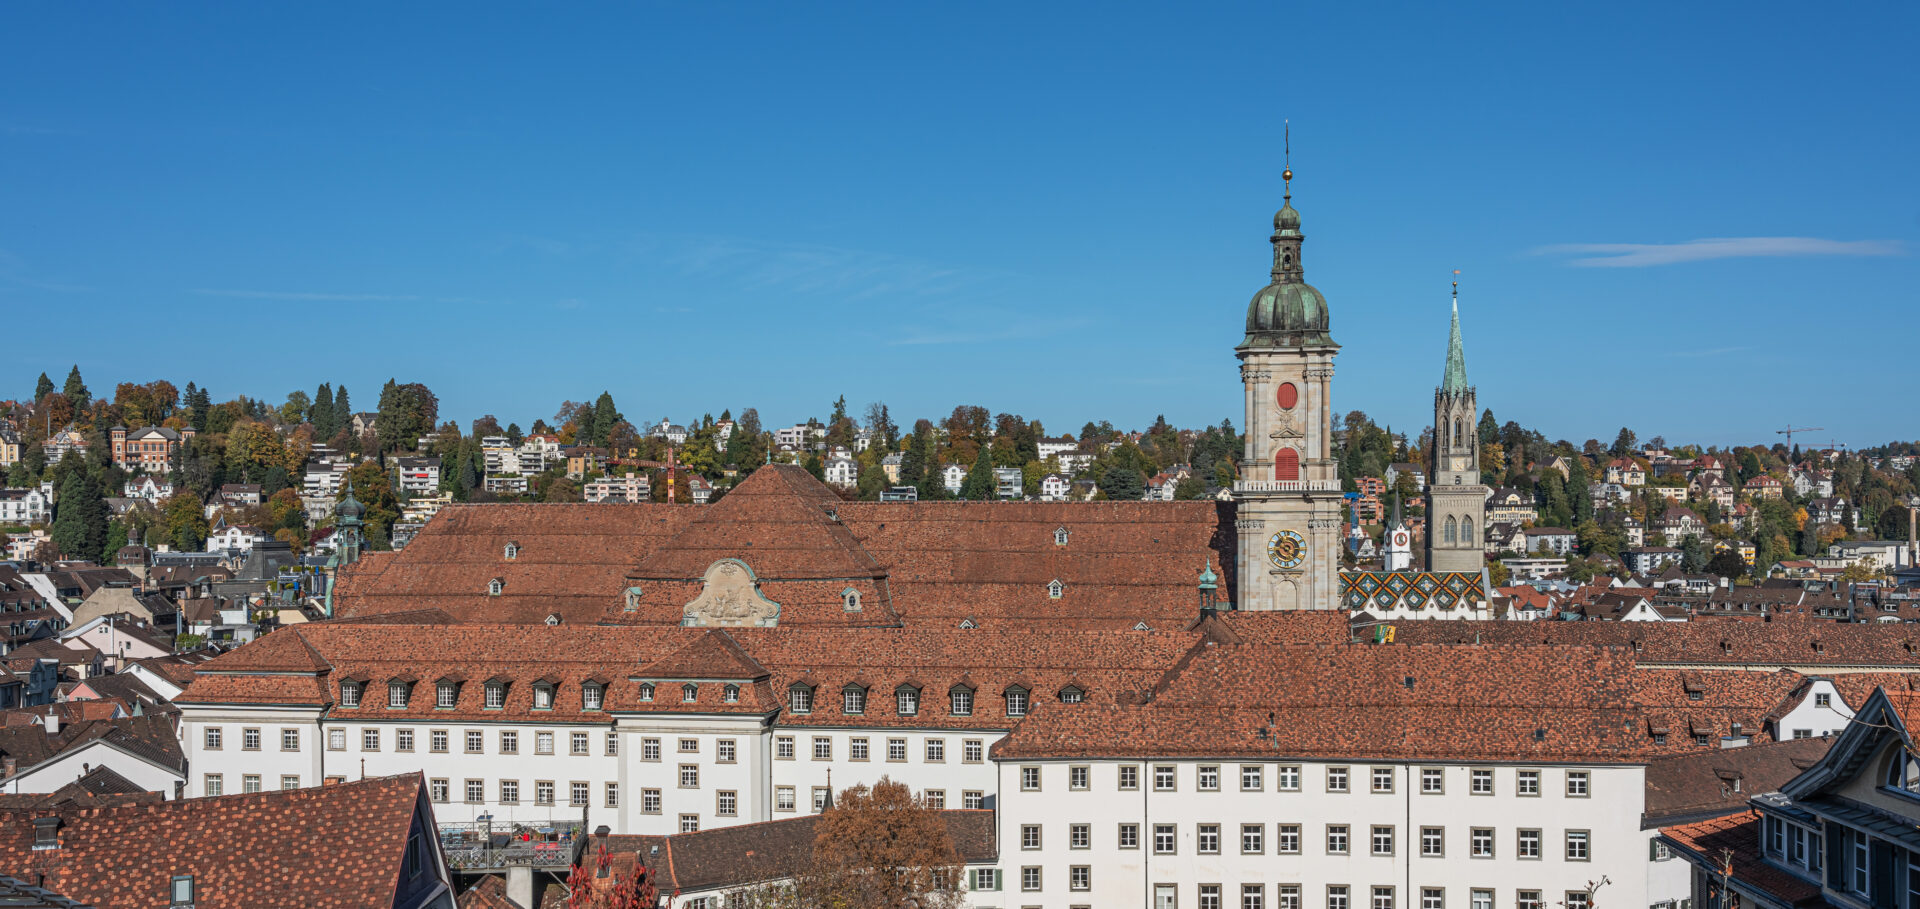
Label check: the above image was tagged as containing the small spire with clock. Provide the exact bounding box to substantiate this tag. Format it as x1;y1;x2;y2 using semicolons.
1383;493;1412;572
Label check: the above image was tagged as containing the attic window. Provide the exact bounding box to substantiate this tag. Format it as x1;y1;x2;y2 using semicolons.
1060;686;1085;704
842;588;861;613
1886;753;1920;794
1055;527;1069;546
484;682;506;710
533;683;554;710
639;683;656;702
436;682;458;709
724;684;740;703
504;542;520;560
897;686;921;716
31;817;58;850
682;683;698;703
387;680;411;709
582;684;603;711
789;684;814;714
488;578;503;597
545;614;561;626
1005;686;1030;717
169;874;194;906
1047;580;1064;600
950;685;975;716
341;681;362;708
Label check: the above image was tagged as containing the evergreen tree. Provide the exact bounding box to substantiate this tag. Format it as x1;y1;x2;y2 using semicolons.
898;434;927;492
1569;457;1595;524
1102;467;1145;501
101;520;127;564
62;366;90;411
333;385;350;424
312;383;335;437
33;373;53;403
960;447;995;500
591;392;620;446
50;468;106;560
1477;410;1499;447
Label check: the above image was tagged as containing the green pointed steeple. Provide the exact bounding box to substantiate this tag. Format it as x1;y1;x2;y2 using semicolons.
1441;282;1469;394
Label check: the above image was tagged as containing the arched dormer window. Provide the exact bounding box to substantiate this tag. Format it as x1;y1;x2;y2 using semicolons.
1054;527;1069;546
842;685;867;714
842;588;861;613
682;683;698;703
1047;580;1064;600
1887;751;1920;794
487;578;503;596
504;542;520;560
949;685;975;716
340;681;362;708
639;683;655;702
788;684;814;714
387;680;410;709
724;684;740;704
1004;686;1030;717
896;685;921;716
1059;686;1085;704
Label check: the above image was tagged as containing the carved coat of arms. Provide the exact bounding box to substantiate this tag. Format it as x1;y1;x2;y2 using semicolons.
682;559;781;627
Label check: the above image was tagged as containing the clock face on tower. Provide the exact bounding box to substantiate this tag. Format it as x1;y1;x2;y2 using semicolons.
1393;531;1409;547
1267;530;1305;569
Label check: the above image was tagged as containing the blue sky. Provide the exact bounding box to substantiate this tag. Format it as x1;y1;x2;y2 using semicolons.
2;3;1913;448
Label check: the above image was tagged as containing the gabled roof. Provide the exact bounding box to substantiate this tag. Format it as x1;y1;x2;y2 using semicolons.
635;630;769;681
1644;736;1831;824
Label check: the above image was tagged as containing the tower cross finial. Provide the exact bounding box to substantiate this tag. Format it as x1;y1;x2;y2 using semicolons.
1282;120;1293;201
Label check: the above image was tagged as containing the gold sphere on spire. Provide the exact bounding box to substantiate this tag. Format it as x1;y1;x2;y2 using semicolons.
1282;168;1293;182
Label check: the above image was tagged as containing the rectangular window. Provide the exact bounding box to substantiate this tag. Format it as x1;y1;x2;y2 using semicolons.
1471;827;1494;858
500;731;518;754
430;779;448;803
1243;764;1264;791
1518;829;1541;859
1564;894;1589;909
679;765;699;788
1766;817;1784;856
204;773;223;796
926;789;946;808
1202;885;1223;909
464;779;484;804
1071;766;1090;790
243;727;261;750
1199;765;1221;791
571;732;589;756
501;780;520;805
439;683;459;709
813;787;830;812
1120;823;1140;849
964;790;984;809
1328;824;1350;854
1244;884;1265;909
1472;890;1492;909
643;737;661;761
1517;891;1543;909
242;774;261;793
775;786;795;812
679;737;698;753
1372;825;1395;856
536;732;554;755
1279;764;1301;791
1566;830;1590;861
970;869;1001;892
1816;693;1832;707
606;732;618;756
643;789;662;814
1021;867;1041;892
1421;767;1444;793
466;730;485;753
1372;766;1394;793
1470;769;1492;795
363;728;380;751
1278;823;1301;854
850;737;869;761
397;729;414;752
1198;823;1221;854
1853;831;1870;894
1243;823;1265;854
1329;886;1350;909
1423;889;1444;909
1120;765;1140;790
1517;769;1540;796
680;815;699;833
775;736;793;759
717;790;737;816
280;774;299;790
887;738;907;761
431;730;448;753
1422;826;1444;857
605;782;619;808
280;729;299;751
926;738;945;762
1328;766;1349;792
536;781;555;806
1790;826;1807;866
1566;770;1590;797
1071;823;1090;849
328;728;346;751
1373;887;1395;909
1154;765;1176;791
1022;824;1042;850
964;739;984;763
204;727;222;750
570;781;589;808
1071;866;1090;892
1022;766;1041;791
1153;824;1176;854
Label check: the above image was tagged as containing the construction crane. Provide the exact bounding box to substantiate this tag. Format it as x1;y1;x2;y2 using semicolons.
1776;424;1824;444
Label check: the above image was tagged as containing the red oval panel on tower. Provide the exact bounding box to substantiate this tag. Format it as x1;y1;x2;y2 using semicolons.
1276;382;1298;409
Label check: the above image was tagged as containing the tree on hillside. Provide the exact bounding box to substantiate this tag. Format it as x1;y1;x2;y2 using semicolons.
1102;467;1145;501
311;383;336;438
376;381;438;452
62;366;90;411
33;373;53;404
50;468;106;560
960;447;994;500
1610;427;1637;458
793;776;964;909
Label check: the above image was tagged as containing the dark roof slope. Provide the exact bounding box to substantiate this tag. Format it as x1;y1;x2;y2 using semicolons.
1644;736;1832;825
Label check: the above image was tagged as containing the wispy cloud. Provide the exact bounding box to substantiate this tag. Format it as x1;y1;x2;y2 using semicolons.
1534;237;1904;268
192;288;422;302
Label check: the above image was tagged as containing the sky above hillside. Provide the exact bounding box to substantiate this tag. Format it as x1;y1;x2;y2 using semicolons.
2;3;1914;448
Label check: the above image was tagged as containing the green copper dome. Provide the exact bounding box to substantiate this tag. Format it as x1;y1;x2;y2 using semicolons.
1242;195;1334;348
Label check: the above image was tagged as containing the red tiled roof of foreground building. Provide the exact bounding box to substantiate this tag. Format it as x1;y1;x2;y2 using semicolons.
0;773;436;909
1661;811;1825;909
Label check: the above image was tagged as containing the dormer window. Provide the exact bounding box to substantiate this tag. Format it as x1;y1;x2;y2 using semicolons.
1055;527;1069;546
387;680;411;709
436;682;457;709
843;685;867;715
1060;686;1085;704
1888;752;1920;794
32;817;59;850
583;684;603;711
484;682;506;710
789;684;814;714
682;683;698;703
724;684;740;703
639;683;655;702
1005;686;1030;717
533;684;554;711
897;686;920;716
341;681;362;708
169;874;194;906
950;685;974;716
504;542;520;560
1047;580;1064;599
842;588;861;612
487;578;503;597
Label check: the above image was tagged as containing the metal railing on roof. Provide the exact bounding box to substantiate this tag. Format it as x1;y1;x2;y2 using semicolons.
438;818;583;870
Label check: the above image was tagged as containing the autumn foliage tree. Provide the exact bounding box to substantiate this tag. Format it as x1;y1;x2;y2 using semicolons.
566;838;657;909
794;776;964;909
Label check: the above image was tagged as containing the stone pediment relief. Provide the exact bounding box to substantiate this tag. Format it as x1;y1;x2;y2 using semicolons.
682;559;780;628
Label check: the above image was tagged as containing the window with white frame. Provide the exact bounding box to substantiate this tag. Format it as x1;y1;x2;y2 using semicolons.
1421;767;1443;793
897;687;919;715
341;682;362;708
789;685;813;713
1371;766;1394;792
1070;765;1089;789
843;686;866;714
1421;826;1443;857
950;686;973;715
1278;824;1301;853
1198;823;1220;854
682;683;697;703
1279;764;1301;790
1471;768;1493;794
1242;823;1264;853
724;684;739;703
1243;764;1264;790
1153;823;1176;854
1471;827;1494;857
1005;686;1029;717
1327;766;1349;792
437;682;457;708
1566;770;1590;797
484;683;505;709
1327;825;1349;854
1371;825;1394;856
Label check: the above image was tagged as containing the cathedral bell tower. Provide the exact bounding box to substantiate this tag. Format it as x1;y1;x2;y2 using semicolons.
1426;280;1488;572
1234;158;1342;610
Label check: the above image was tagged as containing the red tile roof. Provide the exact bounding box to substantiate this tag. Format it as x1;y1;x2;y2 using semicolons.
1661;811;1824;909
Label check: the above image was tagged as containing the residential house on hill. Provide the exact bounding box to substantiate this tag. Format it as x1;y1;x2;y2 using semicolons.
109;425;192;474
1743;475;1784;500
